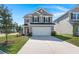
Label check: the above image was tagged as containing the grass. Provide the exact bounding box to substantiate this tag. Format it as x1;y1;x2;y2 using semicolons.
54;34;79;46
0;34;29;54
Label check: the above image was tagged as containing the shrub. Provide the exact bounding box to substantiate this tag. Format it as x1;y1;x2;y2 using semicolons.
21;34;25;36
73;32;79;37
51;31;56;36
16;33;21;37
28;32;32;36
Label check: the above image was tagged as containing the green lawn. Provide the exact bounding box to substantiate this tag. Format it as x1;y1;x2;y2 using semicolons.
54;34;79;46
0;35;29;54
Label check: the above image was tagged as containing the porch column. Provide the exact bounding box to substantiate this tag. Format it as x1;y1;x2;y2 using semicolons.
23;26;27;35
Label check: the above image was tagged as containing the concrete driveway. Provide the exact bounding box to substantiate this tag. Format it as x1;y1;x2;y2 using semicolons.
18;36;79;54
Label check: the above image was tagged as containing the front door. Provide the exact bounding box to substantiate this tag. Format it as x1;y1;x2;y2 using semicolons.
27;28;29;33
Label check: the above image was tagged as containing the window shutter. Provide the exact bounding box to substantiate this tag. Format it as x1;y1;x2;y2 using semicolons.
44;17;45;22
48;17;50;22
38;17;39;22
32;17;34;22
77;14;79;19
71;13;73;19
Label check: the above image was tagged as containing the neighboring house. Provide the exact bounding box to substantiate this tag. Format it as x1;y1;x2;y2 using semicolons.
54;6;79;36
23;8;55;36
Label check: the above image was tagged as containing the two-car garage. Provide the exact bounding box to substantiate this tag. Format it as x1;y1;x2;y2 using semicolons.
32;27;51;36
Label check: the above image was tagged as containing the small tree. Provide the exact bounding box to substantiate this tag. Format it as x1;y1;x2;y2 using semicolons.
14;22;22;33
0;5;13;45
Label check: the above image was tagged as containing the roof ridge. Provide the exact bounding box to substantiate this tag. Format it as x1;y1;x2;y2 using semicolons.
54;5;78;22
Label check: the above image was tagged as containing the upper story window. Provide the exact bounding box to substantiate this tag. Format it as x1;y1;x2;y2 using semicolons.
32;16;39;23
71;13;79;20
48;17;51;22
24;19;28;24
71;13;76;19
43;17;51;23
45;17;48;23
77;14;79;19
32;16;52;23
26;19;29;22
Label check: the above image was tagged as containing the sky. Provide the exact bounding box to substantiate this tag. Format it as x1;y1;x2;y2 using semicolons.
5;4;77;25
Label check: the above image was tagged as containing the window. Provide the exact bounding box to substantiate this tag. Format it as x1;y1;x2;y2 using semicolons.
48;17;51;22
26;19;29;22
71;13;76;19
34;17;37;22
71;13;79;20
45;17;51;23
43;17;51;23
77;14;79;19
32;16;39;23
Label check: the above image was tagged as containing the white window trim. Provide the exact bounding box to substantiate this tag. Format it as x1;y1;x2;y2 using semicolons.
72;12;79;21
32;16;52;23
44;16;51;23
33;16;39;23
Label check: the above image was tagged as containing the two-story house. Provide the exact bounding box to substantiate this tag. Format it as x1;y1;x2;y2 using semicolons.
23;8;55;36
54;6;79;36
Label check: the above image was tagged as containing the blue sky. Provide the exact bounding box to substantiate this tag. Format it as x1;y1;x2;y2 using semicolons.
5;4;77;25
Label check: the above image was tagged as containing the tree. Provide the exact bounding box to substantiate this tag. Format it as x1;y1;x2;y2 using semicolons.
0;5;13;45
13;22;22;33
17;25;23;33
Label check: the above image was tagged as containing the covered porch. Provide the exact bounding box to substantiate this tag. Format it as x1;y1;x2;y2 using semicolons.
23;24;29;35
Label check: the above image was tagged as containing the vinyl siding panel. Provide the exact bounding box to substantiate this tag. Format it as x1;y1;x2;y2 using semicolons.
55;17;73;34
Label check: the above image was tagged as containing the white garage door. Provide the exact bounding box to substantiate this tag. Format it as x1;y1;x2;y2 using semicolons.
32;27;51;36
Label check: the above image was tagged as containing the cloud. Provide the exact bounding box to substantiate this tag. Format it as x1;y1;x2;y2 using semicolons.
53;12;66;20
40;5;69;20
54;6;69;12
40;5;69;12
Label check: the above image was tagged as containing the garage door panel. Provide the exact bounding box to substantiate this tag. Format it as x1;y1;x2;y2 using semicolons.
32;27;51;36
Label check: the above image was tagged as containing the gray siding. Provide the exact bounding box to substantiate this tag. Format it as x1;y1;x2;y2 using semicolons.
55;17;73;34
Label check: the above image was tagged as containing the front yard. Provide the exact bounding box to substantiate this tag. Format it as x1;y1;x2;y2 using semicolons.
54;34;79;46
0;34;29;54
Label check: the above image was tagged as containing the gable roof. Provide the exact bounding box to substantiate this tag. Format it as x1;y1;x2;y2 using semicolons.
36;8;52;15
71;7;79;12
54;12;69;23
54;5;79;23
24;8;52;18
